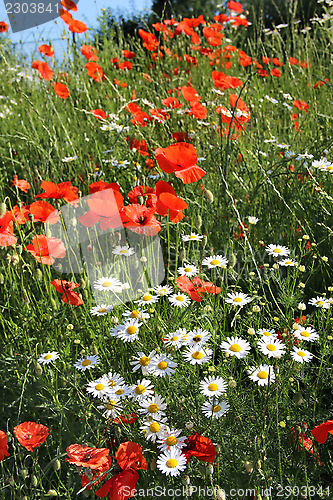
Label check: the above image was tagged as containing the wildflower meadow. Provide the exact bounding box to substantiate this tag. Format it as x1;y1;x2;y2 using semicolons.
1;0;333;498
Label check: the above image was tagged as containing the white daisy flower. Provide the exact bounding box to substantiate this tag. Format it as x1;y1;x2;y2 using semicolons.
279;259;298;267
97;397;123;419
138;395;167;418
202;254;229;269
202;400;230;419
130;379;154;401
248;216;259;224
140;417;168;442
122;308;150;321
182;346;213;365
220;336;251;359
276;142;290;149
131;351;157;375
38;351;59;364
257;328;277;339
248;365;276;386
105;371;125;389
186;328;211;348
225;292;252;307
136;293;159;306
265;244;290;257
312;157;332;171
73;355;99;371
177;264;199;277
150;354;178;377
290;347;313;363
293;326;319;342
156;448;187;477
257;338;286;358
114;319;142;343
112;384;132;399
182;233;203;242
90;304;113;316
308;296;330;309
94;277;124;292
199;376;227;398
163;329;187;349
62;156;78;162
153;285;174;296
157;427;187;452
86;376;113;399
112;245;135;257
168;293;191;308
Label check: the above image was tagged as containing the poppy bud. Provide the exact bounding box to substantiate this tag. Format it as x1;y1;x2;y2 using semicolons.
206;463;214;475
92;345;98;355
31;475;38;487
204;189;214;203
195;215;202;229
35;269;43;281
181;475;190;485
0;202;6;217
35;362;43;376
137;196;144;205
230;254;237;268
46;489;58;496
20;468;29;479
52;459;61;471
50;298;58;309
244;460;253;473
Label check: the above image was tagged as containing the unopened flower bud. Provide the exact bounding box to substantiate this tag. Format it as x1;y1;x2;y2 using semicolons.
0;202;7;217
46;489;58;497
35;362;43;376
204;189;214;203
206;463;214;475
244;461;253;473
53;459;61;471
195;215;202;229
181;475;190;485
31;475;38;488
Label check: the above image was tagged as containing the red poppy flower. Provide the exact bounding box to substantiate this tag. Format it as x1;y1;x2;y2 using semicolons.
161;97;183;109
11;175;31;193
85;62;104;82
0;431;9;461
113;414;138;425
68;19;88;33
89;180;121;194
59;8;73;24
212;71;243;90
66;444;110;470
32;61;53;81
123;50;136;59
293;100;309;112
119;61;132;70
290;427;322;465
273;57;283;66
81;45;98;61
11;204;29;225
295;315;306;325
155;142;206;184
0;212;17;246
121;204;161;236
53;82;69;99
96;442;147;499
28;201;60;224
128;186;157;208
181;85;201;103
39;44;54;57
311;420;333;443
271;68;281;77
60;0;77;10
127;137;149;156
227;1;243;13
0;22;9;32
78;189;124;230
81;457;112;490
190;100;207;119
176;275;221;302
90;109;109;120
183;434;216;463
14;422;49;451
138;29;159;51
289;57;298;65
51;279;84;306
154;180;187;223
26;235;66;265
35;180;79;203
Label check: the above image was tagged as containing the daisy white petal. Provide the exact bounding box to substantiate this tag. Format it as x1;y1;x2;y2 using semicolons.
220;337;251;359
73;355;99;371
201;400;230;419
38;351;59;364
156;448;187;477
248;365;276;386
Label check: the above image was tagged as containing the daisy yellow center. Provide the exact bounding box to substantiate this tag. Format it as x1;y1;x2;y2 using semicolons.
166;459;178;468
300;331;310;337
285;261;292;265
184;267;192;272
192;351;203;360
149;422;160;433
171;336;179;341
140;356;150;366
120;249;128;254
95;383;105;391
210;259;220;265
166;436;177;446
142;294;152;301
193;336;202;342
233;297;243;303
208;383;218;392
297;351;306;357
130;310;139;318
102;281;112;287
176;296;184;302
158;361;168;370
267;344;276;351
257;371;268;379
82;359;91;367
273;248;282;253
316;301;324;306
148;404;159;413
189;236;196;239
135;384;146;395
212;405;221;413
263;331;271;336
127;326;137;335
109;380;116;386
115;389;124;395
326;166;333;171
230;344;241;352
44;354;52;360
98;308;107;313
106;400;116;410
